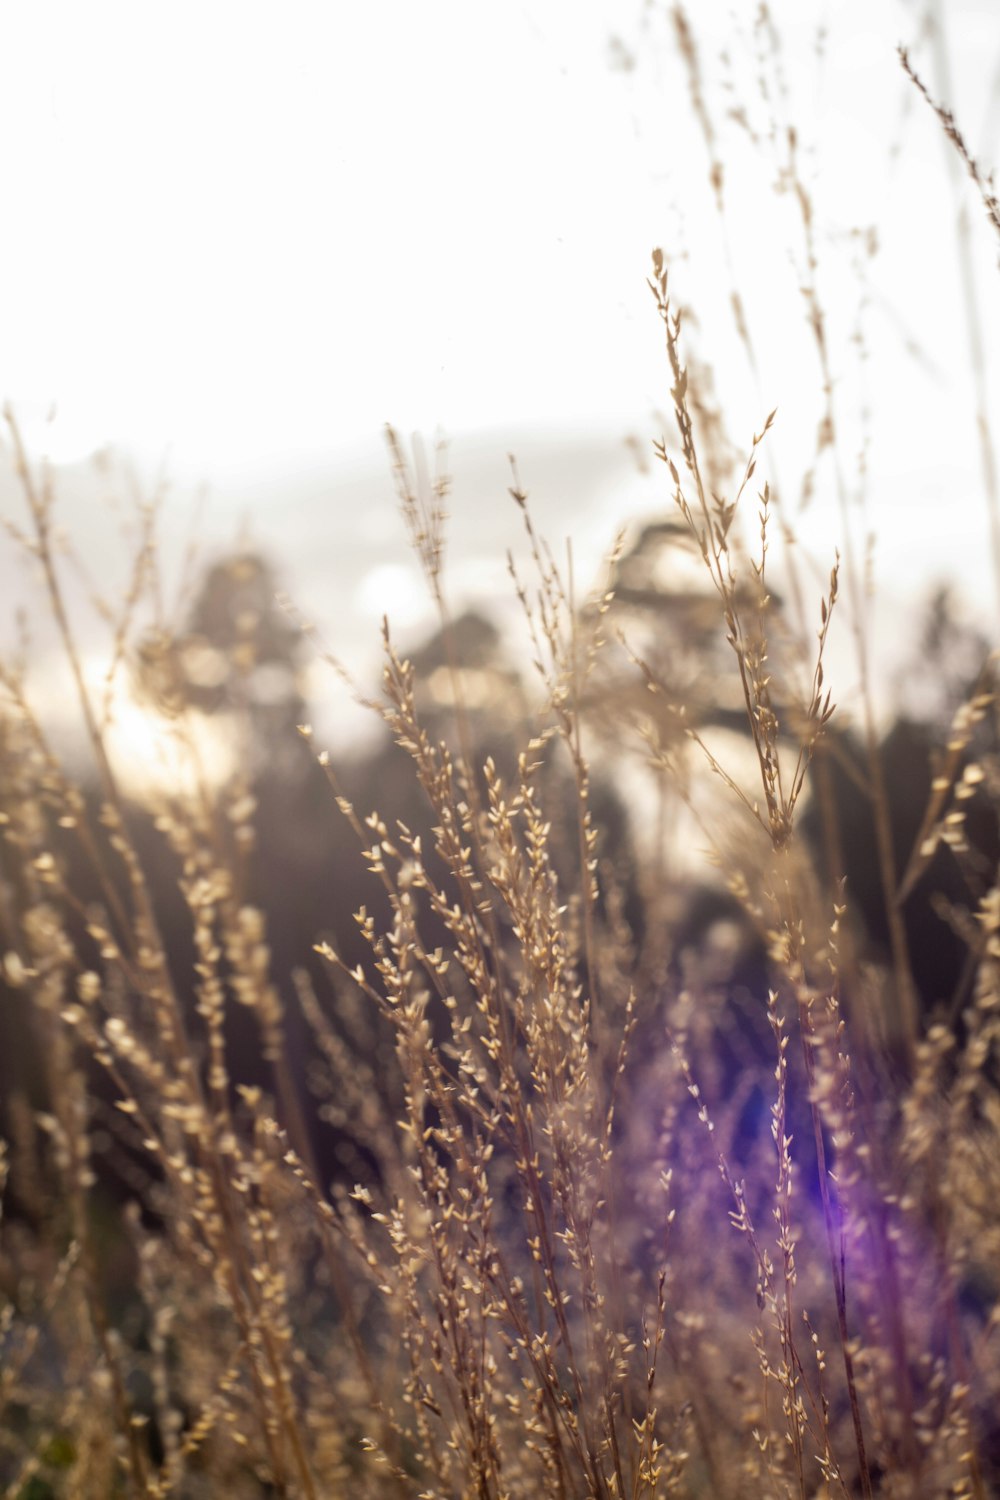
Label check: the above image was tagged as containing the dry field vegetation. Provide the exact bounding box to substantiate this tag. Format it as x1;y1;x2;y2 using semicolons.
2;16;1000;1500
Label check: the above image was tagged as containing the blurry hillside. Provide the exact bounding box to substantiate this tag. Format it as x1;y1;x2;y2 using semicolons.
0;426;643;762
4;512;996;1192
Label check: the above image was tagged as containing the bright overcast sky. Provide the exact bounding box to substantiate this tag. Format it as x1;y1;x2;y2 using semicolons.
2;1;667;472
1;1;994;475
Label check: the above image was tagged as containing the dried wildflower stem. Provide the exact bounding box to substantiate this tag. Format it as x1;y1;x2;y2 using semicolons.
1;808;151;1493
671;4;762;398
766;991;809;1497
649;260;882;1496
4;412;122;829
776;885;875;1499
649;256;835;847
0;666;144;980
98;493;158;733
671;0;832;678
899;38;1000;624
898;45;1000;245
511;489;633;1390
4;411;199;1085
656;214;917;1476
4;424;321;1495
505;494;635;1490
142;832;320;1490
897;667;996;904
309;706;623;1494
387;427;522;1082
770;124;921;1060
673;1033;812;1496
566;542;600;1030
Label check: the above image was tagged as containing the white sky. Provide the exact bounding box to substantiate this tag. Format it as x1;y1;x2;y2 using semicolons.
0;2;993;466
1;0;999;766
2;1;664;468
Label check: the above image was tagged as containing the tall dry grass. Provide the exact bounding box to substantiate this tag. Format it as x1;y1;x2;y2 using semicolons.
1;16;1000;1500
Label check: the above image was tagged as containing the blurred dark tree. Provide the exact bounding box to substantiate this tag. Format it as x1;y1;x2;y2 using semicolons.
587;516;761;743
136;551;307;777
804;591;998;1074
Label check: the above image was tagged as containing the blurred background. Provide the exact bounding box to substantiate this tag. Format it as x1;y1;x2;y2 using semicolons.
4;11;1000;1488
1;0;998;766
